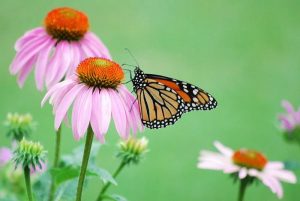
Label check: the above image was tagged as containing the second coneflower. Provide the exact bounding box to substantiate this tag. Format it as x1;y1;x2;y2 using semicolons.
42;57;143;201
42;57;143;142
10;7;111;90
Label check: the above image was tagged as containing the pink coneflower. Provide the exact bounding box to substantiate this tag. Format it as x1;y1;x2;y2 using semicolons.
198;141;296;200
0;147;12;167
10;7;111;91
42;57;143;143
278;100;300;132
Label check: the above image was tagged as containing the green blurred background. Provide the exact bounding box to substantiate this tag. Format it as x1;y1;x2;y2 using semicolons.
1;0;300;200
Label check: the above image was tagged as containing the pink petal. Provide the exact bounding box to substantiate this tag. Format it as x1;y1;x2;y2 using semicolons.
90;88;106;143
278;115;294;131
54;84;85;130
238;168;247;179
80;41;95;57
97;89;112;134
85;32;111;59
261;176;283;198
76;87;93;138
72;92;83;140
67;42;81;76
110;89;127;138
269;169;297;183
41;79;75;106
213;141;233;157
0;147;12;166
17;56;37;87
10;35;49;74
49;42;73;86
282;100;295;114
46;42;65;88
15;27;45;51
118;85;143;132
34;39;54;90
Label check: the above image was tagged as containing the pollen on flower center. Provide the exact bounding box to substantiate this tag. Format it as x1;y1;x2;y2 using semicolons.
44;7;89;41
77;57;124;88
232;149;267;170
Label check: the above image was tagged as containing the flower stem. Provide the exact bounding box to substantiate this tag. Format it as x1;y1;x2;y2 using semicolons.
96;161;127;201
24;166;33;201
48;126;62;201
76;126;94;201
238;178;248;201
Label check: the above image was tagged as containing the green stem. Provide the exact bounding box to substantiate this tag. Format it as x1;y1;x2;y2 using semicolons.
76;126;94;201
238;178;248;201
24;166;33;201
48;126;62;201
96;162;127;201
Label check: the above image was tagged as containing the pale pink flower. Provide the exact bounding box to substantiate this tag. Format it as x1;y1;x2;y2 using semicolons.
10;7;111;91
0;147;12;167
278;100;300;132
198;141;297;199
42;57;143;143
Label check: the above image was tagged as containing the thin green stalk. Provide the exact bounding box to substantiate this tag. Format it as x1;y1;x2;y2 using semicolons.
238;178;248;201
96;162;127;201
76;126;94;201
48;126;62;201
24;166;33;201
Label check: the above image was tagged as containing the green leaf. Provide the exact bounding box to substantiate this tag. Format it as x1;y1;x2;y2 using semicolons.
54;179;78;201
107;194;128;201
61;142;101;167
32;171;52;201
50;166;117;186
88;166;117;185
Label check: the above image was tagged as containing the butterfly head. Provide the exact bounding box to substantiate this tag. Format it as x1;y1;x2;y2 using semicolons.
132;67;146;91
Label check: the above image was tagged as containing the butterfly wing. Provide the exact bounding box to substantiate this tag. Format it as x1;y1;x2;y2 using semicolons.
136;78;185;129
146;74;218;111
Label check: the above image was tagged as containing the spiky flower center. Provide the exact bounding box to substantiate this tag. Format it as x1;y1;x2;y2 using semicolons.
77;57;124;89
232;149;267;170
44;7;89;41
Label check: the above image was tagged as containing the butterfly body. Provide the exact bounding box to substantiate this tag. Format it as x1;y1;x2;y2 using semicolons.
132;67;217;129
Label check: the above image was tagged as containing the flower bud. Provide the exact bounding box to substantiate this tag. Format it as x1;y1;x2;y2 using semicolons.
13;138;46;171
117;137;148;165
4;113;35;141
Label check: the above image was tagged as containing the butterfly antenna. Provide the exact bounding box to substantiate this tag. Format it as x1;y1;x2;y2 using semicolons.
124;48;140;67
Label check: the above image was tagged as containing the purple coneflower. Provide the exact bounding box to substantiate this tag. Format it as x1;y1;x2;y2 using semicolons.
278;100;300;132
0;147;12;167
198;141;296;200
42;57;143;143
10;7;111;90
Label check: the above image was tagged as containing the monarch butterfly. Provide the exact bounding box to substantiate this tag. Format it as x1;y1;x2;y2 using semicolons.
130;66;218;129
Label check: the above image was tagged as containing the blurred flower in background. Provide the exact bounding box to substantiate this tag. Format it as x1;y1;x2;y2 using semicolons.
0;147;12;167
278;100;300;143
10;7;111;91
4;113;35;141
198;141;296;199
42;57;143;143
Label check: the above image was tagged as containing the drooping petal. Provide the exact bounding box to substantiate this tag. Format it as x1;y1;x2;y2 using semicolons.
213;141;233;157
90;88;106;143
238;168;247;179
97;89;112;134
278;115;294;131
34;39;54;90
85;32;111;59
67;42;81;76
46;42;65;88
10;35;49;74
76;87;93;138
110;89;127;138
41;79;75;106
15;27;46;51
54;84;85;130
17;56;37;87
49;41;73;86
